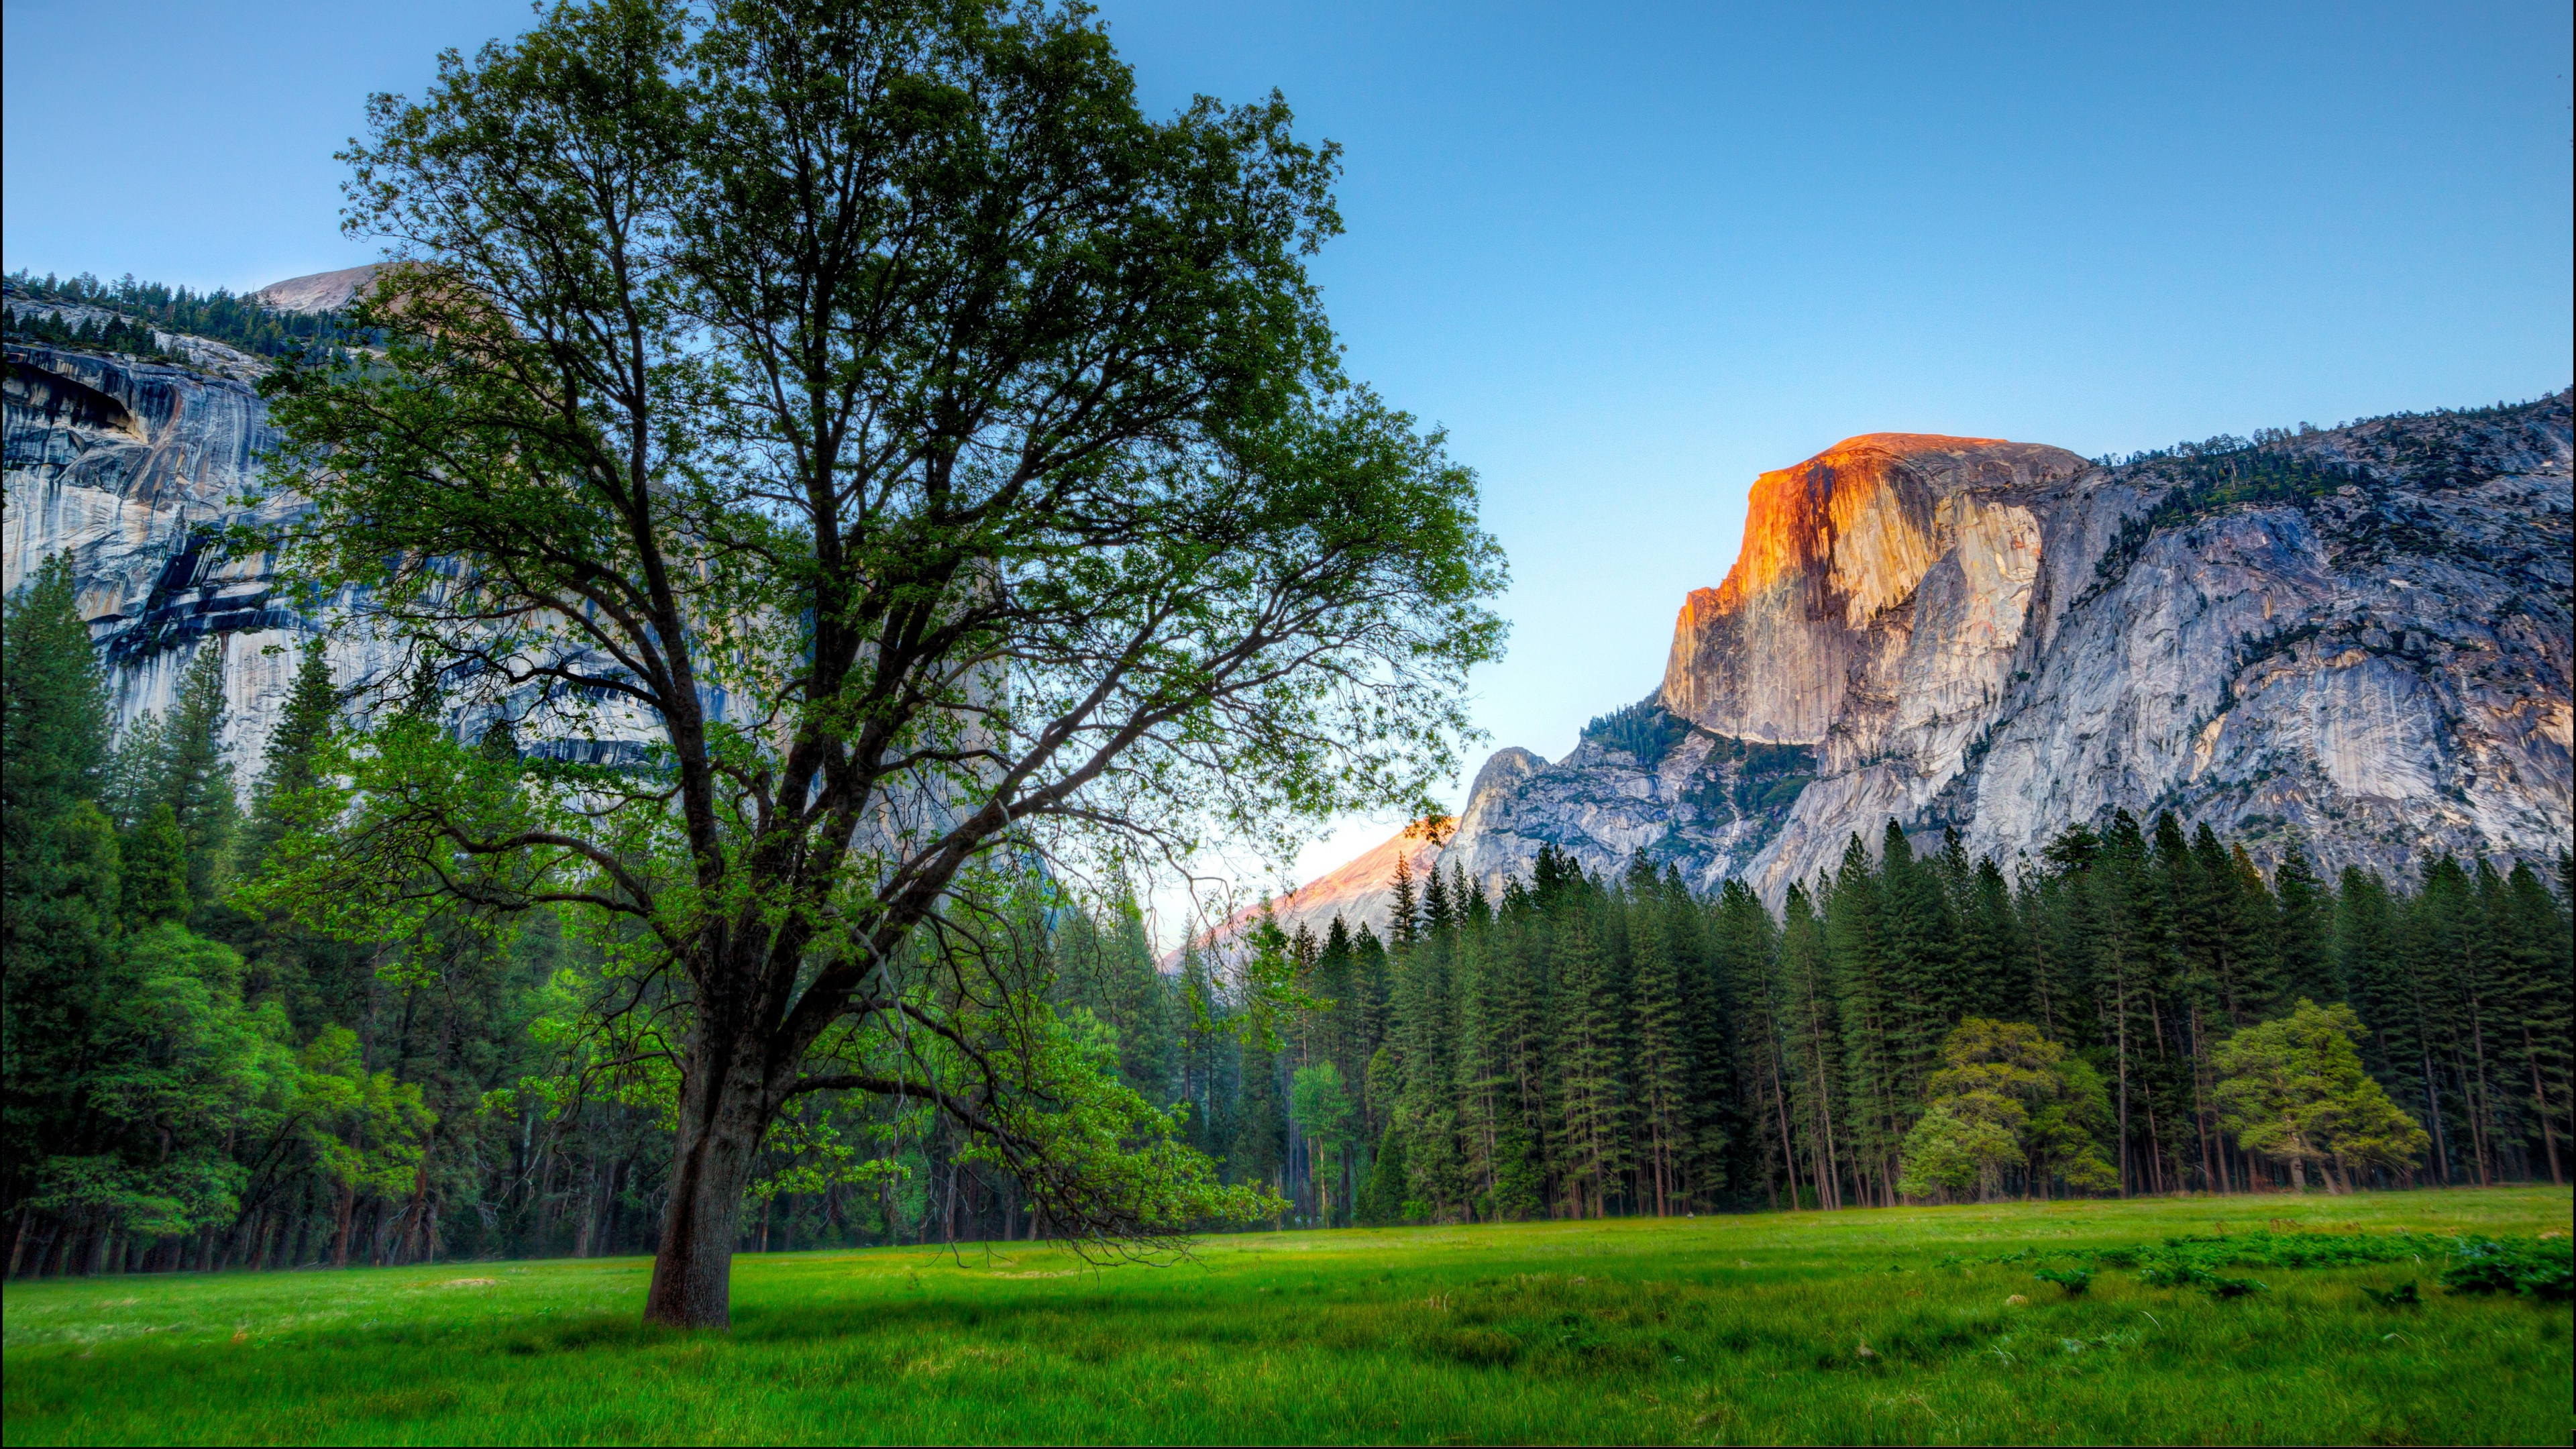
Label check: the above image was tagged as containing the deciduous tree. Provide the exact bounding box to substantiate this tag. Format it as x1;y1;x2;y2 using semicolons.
249;0;1502;1327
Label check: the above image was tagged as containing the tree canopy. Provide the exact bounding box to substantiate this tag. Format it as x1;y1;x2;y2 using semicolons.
246;0;1503;1327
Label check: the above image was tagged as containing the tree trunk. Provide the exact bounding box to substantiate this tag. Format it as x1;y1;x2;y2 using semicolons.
331;1185;356;1269
2527;1030;2563;1185
642;1038;770;1330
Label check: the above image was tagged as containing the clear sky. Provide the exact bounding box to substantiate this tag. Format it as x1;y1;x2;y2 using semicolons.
8;0;2571;901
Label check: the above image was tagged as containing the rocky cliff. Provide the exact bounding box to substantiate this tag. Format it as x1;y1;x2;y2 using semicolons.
1183;825;1449;962
9;282;2567;930
251;265;380;316
8;267;464;782
3;336;326;773
1271;393;2572;938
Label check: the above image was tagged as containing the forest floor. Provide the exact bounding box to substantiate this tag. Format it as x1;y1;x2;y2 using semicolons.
3;1186;2569;1445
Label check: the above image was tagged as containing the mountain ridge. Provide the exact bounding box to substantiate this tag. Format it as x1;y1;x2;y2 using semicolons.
3;292;2565;947
1208;394;2572;946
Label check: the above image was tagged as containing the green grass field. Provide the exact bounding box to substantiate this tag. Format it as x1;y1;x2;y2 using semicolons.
5;1187;2569;1446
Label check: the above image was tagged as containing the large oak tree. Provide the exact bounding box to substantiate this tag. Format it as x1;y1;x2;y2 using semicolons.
254;0;1503;1327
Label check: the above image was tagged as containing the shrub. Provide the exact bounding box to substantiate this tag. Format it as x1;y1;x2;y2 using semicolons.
2440;1238;2573;1302
2033;1268;2092;1296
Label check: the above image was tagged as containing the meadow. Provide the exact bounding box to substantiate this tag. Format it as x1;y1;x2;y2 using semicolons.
5;1187;2569;1446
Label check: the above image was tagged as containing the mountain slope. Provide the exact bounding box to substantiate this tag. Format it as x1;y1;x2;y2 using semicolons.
8;294;2566;926
1291;393;2571;934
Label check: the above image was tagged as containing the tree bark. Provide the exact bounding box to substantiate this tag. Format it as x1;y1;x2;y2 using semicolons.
642;1029;771;1329
331;1185;356;1269
2527;1029;2563;1185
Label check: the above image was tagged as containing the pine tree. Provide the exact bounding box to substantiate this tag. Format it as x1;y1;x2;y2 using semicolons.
1354;1122;1410;1224
2;555;111;832
160;645;239;907
1708;879;1785;1205
1479;904;1547;1220
238;638;336;876
1421;861;1453;938
1552;904;1628;1218
1825;833;1902;1204
1;557;123;1229
1663;863;1731;1206
119;802;193;927
2094;809;2178;1194
2497;861;2571;1183
1230;1038;1285;1218
1877;821;1961;1108
1623;856;1693;1214
2271;842;2335;1006
1388;853;1420;956
1350;922;1391;1123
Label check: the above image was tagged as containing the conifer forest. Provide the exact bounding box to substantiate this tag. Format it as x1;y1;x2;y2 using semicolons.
7;551;2567;1280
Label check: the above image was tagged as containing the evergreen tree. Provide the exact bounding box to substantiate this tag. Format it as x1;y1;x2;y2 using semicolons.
1;555;111;830
1825;833;1902;1203
2271;842;2334;1006
1877;821;1960;1106
159;646;239;908
120;803;192;927
1230;1039;1285;1218
1623;855;1693;1214
1350;922;1391;1125
1775;883;1841;1208
1354;1123;1410;1224
2497;861;2572;1184
1552;902;1628;1217
237;639;337;876
1958;855;2027;1021
1387;854;1420;956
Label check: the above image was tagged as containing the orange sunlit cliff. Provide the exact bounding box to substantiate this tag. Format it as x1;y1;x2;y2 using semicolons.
1660;432;2084;743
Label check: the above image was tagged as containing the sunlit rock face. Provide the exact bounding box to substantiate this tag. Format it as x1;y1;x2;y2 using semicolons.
252;265;380;315
15;278;2571;929
1178;823;1449;963
1429;398;2573;909
1659;433;2085;745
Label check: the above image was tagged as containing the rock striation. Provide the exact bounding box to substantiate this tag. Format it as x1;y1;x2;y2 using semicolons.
1267;394;2573;937
3;339;321;771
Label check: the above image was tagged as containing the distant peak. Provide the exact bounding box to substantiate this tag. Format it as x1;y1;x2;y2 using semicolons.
252;264;380;315
1819;432;2015;458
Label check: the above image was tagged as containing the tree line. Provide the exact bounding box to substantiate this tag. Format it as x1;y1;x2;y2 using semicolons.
6;549;2568;1275
5;269;372;362
1192;814;2566;1227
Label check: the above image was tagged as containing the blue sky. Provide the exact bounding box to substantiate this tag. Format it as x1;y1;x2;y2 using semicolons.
7;0;2570;893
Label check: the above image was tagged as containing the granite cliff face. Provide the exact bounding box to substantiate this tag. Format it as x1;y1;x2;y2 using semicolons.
1276;394;2571;937
1659;433;2084;744
10;280;2568;931
7;266;474;784
2;338;325;773
251;265;380;316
